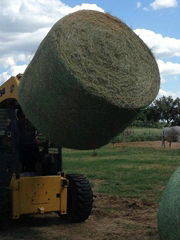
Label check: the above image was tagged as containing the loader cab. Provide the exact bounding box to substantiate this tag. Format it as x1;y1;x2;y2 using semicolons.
0;98;62;180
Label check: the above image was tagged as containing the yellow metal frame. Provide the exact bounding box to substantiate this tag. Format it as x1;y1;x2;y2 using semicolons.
10;175;68;219
0;76;19;103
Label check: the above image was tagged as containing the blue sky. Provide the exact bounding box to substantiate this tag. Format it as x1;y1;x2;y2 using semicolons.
0;0;180;99
63;0;180;38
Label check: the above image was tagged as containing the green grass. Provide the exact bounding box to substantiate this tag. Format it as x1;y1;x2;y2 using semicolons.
0;226;68;240
63;144;180;202
112;127;162;142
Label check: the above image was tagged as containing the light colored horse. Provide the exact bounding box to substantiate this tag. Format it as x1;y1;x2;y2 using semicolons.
162;126;180;148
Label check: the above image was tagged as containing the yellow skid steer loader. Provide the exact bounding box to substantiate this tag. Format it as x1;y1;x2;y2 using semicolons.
0;74;93;224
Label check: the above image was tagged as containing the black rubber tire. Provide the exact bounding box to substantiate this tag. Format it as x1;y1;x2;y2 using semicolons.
64;174;93;223
0;187;10;229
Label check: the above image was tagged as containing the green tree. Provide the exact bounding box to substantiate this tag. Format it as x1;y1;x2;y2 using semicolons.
134;104;161;127
153;96;180;125
173;97;180;125
134;96;180;127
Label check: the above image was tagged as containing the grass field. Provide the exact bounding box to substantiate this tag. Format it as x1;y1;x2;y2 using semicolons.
63;143;180;203
1;143;180;240
112;127;162;143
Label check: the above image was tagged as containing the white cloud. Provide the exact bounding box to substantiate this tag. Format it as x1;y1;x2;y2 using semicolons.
134;28;180;96
157;60;180;76
0;62;27;84
158;89;169;97
0;72;11;85
0;27;51;55
0;0;104;33
158;89;179;99
62;3;104;15
0;0;104;84
136;2;141;8
143;7;149;11
160;76;166;84
150;0;178;10
134;29;180;58
0;54;32;70
1;56;15;69
10;64;28;76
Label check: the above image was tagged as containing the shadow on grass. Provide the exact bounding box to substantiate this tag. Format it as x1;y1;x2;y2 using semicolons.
0;214;70;240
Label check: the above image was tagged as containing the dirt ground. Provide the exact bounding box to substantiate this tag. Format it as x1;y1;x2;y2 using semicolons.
113;140;180;149
0;193;159;240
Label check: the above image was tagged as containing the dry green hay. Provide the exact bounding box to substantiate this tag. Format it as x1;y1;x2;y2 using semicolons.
158;167;180;240
18;10;160;149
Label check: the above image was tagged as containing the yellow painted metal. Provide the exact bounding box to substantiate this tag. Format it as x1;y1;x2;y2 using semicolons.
60;178;68;215
0;76;20;103
10;175;68;219
10;175;20;219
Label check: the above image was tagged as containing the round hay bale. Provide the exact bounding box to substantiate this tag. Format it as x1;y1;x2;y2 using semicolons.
158;167;180;240
18;10;160;149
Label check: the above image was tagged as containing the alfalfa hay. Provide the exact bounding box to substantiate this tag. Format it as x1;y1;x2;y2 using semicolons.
18;10;160;149
158;167;180;240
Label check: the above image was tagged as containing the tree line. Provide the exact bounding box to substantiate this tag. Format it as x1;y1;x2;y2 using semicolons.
134;96;180;127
